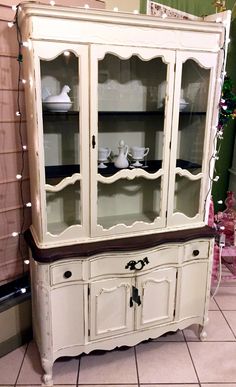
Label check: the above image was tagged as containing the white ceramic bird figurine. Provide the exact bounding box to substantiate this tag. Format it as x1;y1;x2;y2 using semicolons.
43;85;72;112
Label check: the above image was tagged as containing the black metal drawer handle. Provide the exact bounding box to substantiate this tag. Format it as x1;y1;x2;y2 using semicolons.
125;257;149;271
193;250;200;257
63;270;72;279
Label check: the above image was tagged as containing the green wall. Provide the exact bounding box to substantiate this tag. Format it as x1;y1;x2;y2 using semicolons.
140;0;236;211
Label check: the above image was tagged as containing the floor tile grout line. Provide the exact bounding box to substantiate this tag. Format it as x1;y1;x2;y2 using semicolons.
76;356;81;386
220;309;236;340
13;342;29;387
134;346;140;387
183;330;201;386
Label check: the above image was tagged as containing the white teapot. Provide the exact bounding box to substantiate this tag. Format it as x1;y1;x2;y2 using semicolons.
114;140;129;169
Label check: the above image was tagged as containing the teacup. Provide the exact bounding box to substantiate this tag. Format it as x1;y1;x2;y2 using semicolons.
128;146;149;167
98;147;111;168
129;146;149;160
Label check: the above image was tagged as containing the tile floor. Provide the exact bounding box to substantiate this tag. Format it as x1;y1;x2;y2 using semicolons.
1;267;236;387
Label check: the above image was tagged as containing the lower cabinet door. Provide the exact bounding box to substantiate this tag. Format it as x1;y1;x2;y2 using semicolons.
51;284;85;351
135;267;177;330
89;278;134;340
177;261;208;320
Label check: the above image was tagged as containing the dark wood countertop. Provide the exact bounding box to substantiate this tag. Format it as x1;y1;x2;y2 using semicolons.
24;226;216;263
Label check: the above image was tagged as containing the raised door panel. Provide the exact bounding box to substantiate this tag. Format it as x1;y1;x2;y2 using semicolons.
28;41;90;247
176;261;208;321
89;277;134;340
51;284;85;352
90;44;175;238
135;267;177;330
167;50;220;229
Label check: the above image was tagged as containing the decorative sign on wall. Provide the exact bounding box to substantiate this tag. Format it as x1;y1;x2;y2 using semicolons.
147;1;200;20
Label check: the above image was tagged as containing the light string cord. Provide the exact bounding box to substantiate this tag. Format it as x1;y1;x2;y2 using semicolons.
203;25;228;218
14;4;27;273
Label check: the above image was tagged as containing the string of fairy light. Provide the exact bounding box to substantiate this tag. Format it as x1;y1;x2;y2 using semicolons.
2;1;236;287
2;1;140;295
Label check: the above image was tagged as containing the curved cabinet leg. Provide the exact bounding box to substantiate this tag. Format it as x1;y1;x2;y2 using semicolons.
42;358;53;386
198;317;209;341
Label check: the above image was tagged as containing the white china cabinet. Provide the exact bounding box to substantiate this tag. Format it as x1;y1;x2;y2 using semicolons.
19;3;230;385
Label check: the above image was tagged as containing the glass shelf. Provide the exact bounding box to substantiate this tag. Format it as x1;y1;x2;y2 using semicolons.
43;111;79;118
98;159;201;177
98;111;206;116
45;164;80;179
44;159;201;180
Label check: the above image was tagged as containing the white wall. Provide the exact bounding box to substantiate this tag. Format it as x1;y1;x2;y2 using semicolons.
105;0;140;12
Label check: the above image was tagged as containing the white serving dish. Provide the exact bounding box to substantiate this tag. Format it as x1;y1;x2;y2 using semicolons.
43;101;72;112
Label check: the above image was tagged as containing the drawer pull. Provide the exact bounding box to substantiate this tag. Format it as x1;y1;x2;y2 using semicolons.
63;270;72;279
193;250;200;257
125;257;149;271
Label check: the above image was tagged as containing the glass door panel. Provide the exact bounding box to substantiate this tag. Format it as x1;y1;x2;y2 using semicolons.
41;52;80;172
168;51;215;227
98;54;167;173
46;179;81;234
40;51;81;235
176;59;210;171
34;41;89;242
174;176;201;217
97;177;161;228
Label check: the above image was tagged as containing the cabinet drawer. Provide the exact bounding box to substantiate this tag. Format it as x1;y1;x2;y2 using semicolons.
50;261;83;286
90;246;180;278
184;240;210;262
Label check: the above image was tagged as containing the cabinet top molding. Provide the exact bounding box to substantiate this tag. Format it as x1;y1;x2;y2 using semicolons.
18;3;231;55
18;2;231;34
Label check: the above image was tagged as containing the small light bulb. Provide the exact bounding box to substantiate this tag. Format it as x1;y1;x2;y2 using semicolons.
220;226;225;230
25;202;32;208
217;200;223;204
21;79;27;84
84;4;90;9
12;231;19;237
16;174;22;179
22;145;27;150
22;40;32;50
20;288;27;294
24;259;30;265
16;111;21;116
113;7;118;11
8;22;14;28
213;176;220;182
64;51;70;56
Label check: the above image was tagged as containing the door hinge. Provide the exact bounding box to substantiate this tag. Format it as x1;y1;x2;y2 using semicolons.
88;286;90;296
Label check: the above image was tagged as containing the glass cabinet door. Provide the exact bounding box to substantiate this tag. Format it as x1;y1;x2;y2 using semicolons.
167;51;218;228
90;45;175;236
33;42;89;243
